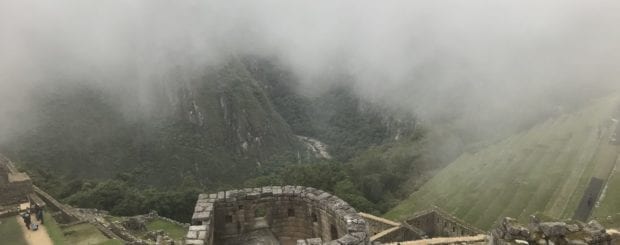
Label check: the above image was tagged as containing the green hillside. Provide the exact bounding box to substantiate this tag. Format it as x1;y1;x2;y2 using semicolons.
387;95;620;229
1;57;421;220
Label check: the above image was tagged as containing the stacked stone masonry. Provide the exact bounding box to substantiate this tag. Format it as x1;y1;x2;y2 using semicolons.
0;155;34;206
404;207;484;238
359;212;424;243
186;186;370;245
491;216;613;244
359;212;400;237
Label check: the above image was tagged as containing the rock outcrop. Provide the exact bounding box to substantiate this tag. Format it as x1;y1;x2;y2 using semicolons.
491;216;612;244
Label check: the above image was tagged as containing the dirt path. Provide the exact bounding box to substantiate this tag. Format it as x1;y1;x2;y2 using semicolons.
382;234;488;245
572;117;620;221
573;177;604;221
15;215;53;245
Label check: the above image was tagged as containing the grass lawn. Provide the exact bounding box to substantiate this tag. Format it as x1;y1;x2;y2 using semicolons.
40;211;123;245
44;212;67;245
146;218;187;240
0;216;27;245
34;212;179;245
104;215;125;223
63;223;116;245
387;96;620;229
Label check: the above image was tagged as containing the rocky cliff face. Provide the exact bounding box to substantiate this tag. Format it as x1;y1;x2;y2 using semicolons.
170;61;301;163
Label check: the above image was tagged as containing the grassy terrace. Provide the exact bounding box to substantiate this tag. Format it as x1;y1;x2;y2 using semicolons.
104;215;187;242
62;223;122;245
1;212;183;245
0;216;27;245
145;218;187;241
40;212;122;245
387;96;620;230
1;213;122;245
44;212;68;245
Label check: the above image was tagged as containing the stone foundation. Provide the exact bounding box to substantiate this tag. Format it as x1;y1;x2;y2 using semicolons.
186;186;370;245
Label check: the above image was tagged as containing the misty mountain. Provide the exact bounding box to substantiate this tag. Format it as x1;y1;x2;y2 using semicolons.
0;57;418;192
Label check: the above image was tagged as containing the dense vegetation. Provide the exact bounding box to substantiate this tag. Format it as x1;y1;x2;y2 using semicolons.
18;125;428;221
244;132;428;214
2;58;432;222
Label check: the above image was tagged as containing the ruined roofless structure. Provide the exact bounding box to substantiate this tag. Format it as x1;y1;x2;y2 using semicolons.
184;186;493;245
0;154;34;206
186;186;370;245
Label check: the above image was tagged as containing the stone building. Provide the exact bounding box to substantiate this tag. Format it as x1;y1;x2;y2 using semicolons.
185;187;492;245
0;154;34;206
186;186;370;245
359;212;425;243
404;207;484;238
359;207;489;244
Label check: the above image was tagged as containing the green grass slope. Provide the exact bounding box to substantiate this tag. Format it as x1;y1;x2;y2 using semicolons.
592;154;620;228
145;218;187;240
0;216;27;245
387;96;620;230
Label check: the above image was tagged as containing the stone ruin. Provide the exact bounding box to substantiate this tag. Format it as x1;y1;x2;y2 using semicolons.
186;186;370;245
101;210;188;244
360;212;425;243
404;207;485;239
361;207;490;245
0;154;35;207
185;187;495;245
122;217;148;232
491;216;613;244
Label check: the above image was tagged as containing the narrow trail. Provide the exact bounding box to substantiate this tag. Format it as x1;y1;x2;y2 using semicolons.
15;215;53;245
382;235;488;245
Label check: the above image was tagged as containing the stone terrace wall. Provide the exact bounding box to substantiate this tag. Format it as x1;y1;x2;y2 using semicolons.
186;186;370;245
372;226;425;244
359;212;400;236
359;212;424;243
33;185;80;224
405;207;483;238
491;217;612;244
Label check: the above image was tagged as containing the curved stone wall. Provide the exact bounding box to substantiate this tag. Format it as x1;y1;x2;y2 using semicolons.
185;186;369;245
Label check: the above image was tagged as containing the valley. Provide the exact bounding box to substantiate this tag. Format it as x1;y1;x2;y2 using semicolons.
2;1;620;244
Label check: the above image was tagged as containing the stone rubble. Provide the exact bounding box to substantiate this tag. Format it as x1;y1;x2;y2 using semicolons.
491;216;612;244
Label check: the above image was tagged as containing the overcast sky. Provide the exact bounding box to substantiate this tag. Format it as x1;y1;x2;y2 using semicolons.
1;0;619;140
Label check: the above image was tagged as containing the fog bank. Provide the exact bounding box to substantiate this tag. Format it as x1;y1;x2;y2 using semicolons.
1;0;620;141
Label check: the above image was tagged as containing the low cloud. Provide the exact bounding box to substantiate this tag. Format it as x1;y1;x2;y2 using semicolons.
1;0;619;141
